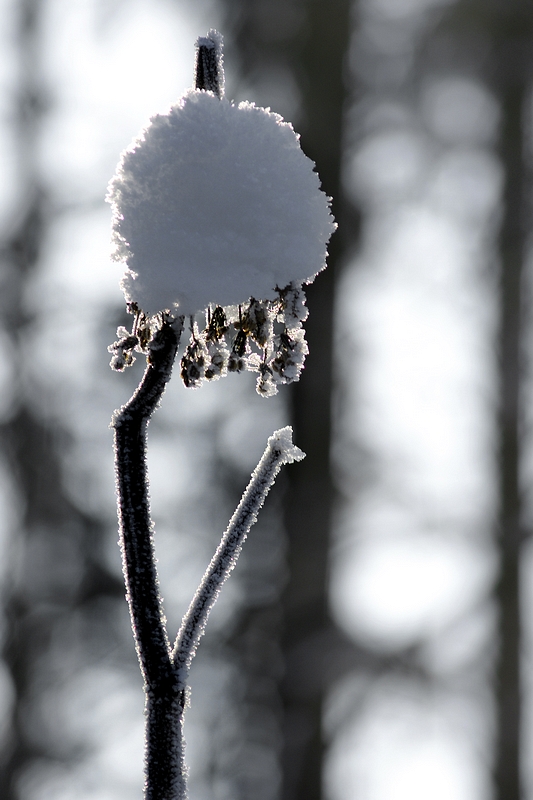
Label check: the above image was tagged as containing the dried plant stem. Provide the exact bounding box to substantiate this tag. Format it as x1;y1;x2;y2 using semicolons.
173;427;305;678
111;32;307;800
195;29;224;98
112;320;185;800
112;317;304;799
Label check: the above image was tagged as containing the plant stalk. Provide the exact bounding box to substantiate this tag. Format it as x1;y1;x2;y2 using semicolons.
112;320;184;800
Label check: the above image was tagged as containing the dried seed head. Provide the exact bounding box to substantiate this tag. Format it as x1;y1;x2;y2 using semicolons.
181;327;208;388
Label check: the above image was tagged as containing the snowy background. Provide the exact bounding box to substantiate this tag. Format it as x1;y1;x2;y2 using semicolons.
0;0;530;798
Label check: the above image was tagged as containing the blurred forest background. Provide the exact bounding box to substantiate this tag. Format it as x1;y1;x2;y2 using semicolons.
0;0;531;798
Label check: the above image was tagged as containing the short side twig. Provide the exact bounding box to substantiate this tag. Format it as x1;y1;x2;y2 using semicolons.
172;427;304;680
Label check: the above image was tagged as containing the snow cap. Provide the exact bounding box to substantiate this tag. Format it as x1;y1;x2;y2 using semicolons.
107;69;336;318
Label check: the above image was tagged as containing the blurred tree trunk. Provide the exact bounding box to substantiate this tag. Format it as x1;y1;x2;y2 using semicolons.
477;4;533;797
0;2;123;795
280;5;351;799
491;5;532;798
435;2;533;797
218;2;355;798
220;0;533;797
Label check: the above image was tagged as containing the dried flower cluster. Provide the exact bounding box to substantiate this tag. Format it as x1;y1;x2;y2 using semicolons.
108;282;309;397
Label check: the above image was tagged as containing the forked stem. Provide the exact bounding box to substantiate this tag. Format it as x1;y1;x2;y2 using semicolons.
111;30;306;800
112;321;304;800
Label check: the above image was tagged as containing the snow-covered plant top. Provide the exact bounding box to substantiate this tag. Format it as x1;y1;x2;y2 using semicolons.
110;34;313;800
108;90;335;317
107;31;335;396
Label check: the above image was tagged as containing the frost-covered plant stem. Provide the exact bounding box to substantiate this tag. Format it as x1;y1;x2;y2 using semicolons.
195;30;224;97
112;319;304;800
112;319;184;800
173;428;304;678
109;30;315;799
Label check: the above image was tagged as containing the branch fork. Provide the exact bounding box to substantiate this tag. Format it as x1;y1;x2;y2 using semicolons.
112;317;304;799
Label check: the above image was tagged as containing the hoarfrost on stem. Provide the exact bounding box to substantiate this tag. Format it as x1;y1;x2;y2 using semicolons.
173;426;304;680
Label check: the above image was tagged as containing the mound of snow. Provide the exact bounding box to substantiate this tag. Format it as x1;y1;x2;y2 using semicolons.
108;89;335;317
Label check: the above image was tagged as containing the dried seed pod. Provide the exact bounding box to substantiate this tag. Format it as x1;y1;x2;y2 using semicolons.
278;282;308;330
256;362;278;397
137;322;152;350
205;340;229;380
271;328;308;384
206;306;228;342
181;332;208;388
108;332;139;372
242;299;274;347
227;353;244;373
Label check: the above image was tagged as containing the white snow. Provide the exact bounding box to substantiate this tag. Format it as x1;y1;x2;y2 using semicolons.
107;89;335;317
